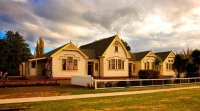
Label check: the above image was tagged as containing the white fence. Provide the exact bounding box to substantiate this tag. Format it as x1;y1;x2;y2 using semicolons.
94;77;200;89
71;75;93;86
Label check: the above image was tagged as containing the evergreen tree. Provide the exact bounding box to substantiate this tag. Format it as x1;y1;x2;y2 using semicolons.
191;49;200;76
0;30;32;75
121;39;131;51
154;55;162;70
173;54;190;78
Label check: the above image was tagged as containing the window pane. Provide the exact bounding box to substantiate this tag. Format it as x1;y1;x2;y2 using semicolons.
115;46;118;52
147;62;149;69
62;59;66;70
122;61;124;69
166;63;168;70
32;61;36;68
74;59;78;70
111;59;115;69
67;57;73;70
118;59;121;69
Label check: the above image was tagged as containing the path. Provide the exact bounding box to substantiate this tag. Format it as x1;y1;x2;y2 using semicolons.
0;86;199;104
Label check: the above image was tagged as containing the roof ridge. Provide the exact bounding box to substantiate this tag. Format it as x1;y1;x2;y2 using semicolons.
80;35;116;48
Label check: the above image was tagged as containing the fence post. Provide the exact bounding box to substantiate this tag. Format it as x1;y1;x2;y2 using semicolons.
140;80;142;86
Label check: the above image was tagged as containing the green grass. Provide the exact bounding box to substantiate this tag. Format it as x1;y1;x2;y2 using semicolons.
60;83;200;95
0;86;200;111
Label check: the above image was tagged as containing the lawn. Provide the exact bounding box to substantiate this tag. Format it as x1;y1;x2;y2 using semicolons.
0;85;200;111
0;83;200;99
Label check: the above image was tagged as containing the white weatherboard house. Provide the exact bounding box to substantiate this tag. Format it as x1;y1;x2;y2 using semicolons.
20;35;175;79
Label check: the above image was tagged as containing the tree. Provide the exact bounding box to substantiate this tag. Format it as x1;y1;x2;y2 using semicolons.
191;49;200;76
173;54;190;78
154;55;162;70
176;46;193;57
121;39;131;51
0;30;32;75
34;36;45;58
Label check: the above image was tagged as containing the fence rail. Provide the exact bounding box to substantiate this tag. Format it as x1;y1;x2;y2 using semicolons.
94;77;200;89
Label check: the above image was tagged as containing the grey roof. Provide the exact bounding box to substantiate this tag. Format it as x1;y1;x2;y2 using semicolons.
41;43;68;58
80;49;96;59
134;51;150;61
155;51;172;61
80;35;116;57
129;52;136;61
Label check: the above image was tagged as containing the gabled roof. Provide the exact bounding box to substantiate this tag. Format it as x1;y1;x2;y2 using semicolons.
129;52;136;61
42;44;68;58
40;42;88;59
134;51;150;61
79;35;116;57
80;49;96;59
155;51;172;61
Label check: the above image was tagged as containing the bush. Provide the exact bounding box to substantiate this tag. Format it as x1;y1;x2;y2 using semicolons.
187;72;198;77
117;81;128;87
138;70;160;79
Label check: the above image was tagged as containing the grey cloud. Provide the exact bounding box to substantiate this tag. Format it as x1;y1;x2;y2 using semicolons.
0;0;200;53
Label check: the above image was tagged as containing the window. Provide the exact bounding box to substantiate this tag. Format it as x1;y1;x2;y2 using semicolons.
62;59;66;70
62;57;78;71
115;46;118;52
133;64;135;73
166;63;169;70
67;57;73;70
95;63;98;71
74;59;78;70
166;63;172;71
109;59;124;70
169;63;172;71
31;61;36;68
122;61;124;69
111;59;115;69
145;62;149;69
118;59;121;69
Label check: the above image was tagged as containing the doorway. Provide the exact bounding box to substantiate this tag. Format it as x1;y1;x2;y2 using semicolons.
88;62;94;76
128;63;132;78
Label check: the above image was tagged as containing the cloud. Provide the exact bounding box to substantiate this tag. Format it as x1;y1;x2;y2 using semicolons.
0;0;200;54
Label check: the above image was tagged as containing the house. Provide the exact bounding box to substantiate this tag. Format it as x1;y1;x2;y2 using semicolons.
129;50;156;77
20;35;175;79
21;41;89;79
155;51;175;77
80;35;131;78
21;35;131;79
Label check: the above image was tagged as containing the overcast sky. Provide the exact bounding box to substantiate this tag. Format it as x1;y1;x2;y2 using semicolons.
0;0;200;54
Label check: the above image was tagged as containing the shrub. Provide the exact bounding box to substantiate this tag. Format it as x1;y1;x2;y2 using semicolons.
117;81;128;87
187;72;198;77
138;70;160;79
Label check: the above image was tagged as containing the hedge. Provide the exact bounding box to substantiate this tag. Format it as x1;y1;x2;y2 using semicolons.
138;70;160;79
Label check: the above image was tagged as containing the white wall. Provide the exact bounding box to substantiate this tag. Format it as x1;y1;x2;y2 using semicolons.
103;41;129;77
52;50;87;78
71;75;93;86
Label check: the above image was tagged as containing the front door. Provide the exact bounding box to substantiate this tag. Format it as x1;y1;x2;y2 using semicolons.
88;62;94;76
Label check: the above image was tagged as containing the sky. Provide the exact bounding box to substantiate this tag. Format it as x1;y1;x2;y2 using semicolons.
0;0;200;54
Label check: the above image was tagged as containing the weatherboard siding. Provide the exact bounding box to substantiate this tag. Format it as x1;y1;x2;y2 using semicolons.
103;40;129;78
52;50;87;78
